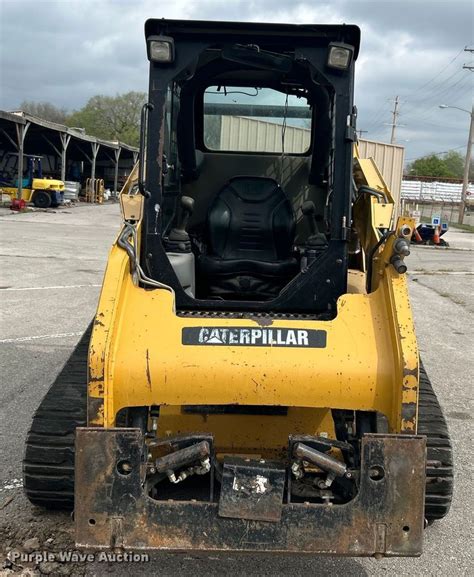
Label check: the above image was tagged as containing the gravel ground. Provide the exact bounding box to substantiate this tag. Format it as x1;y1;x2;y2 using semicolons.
0;203;472;576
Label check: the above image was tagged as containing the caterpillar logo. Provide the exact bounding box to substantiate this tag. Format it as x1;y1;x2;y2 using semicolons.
182;327;326;348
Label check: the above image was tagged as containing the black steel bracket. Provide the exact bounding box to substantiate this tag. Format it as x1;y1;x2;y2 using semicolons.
75;428;426;557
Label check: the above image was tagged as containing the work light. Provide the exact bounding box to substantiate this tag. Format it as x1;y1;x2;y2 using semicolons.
327;43;353;70
147;36;175;63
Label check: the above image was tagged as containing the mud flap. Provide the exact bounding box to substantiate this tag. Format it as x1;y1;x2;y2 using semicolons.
75;428;426;557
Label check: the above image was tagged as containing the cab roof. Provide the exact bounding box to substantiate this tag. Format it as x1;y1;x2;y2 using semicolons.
144;19;361;60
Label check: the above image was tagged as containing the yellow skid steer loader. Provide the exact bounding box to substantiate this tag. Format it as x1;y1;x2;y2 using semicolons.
24;19;452;557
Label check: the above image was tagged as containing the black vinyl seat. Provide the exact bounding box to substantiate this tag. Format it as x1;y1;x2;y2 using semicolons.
198;176;298;299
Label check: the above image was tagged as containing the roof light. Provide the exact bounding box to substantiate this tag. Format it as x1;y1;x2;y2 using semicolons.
147;36;174;63
327;43;354;71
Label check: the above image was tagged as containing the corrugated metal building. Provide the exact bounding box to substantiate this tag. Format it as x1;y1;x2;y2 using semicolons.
220;116;311;154
357;139;405;205
219;116;404;204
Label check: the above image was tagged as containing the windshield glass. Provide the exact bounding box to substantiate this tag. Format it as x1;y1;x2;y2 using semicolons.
203;86;311;153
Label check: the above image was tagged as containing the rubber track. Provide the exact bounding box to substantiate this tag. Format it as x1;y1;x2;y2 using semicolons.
418;362;454;522
23;325;91;509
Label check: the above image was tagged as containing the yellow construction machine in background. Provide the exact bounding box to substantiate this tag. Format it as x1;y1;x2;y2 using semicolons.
0;154;64;208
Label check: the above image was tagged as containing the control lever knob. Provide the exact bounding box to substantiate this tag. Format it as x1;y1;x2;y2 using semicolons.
301;200;316;216
179;196;194;233
166;196;195;250
301;201;317;235
180;196;194;214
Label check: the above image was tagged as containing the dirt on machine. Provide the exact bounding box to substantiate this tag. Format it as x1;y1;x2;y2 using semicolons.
24;19;453;558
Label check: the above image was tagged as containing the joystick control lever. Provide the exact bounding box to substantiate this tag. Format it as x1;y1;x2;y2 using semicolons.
166;196;195;252
300;200;328;269
301;201;318;236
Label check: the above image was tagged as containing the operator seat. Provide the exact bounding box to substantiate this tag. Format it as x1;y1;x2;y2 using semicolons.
198;176;298;300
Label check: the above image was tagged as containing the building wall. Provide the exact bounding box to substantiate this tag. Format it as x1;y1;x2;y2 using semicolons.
220;116;311;154
357;139;405;206
219;117;405;204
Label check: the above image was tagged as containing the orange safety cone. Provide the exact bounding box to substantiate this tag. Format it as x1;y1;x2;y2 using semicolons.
413;228;423;243
432;225;440;245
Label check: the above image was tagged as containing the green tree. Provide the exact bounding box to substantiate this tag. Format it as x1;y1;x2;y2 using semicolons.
66;92;146;147
443;150;465;178
19;100;68;124
406;151;471;179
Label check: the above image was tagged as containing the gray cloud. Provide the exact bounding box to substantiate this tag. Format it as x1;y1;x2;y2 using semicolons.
0;0;472;160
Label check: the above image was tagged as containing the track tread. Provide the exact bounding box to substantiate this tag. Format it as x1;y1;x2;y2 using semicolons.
419;362;454;522
22;324;91;509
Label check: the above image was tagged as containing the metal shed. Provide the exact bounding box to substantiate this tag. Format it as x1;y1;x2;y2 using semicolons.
0;110;138;199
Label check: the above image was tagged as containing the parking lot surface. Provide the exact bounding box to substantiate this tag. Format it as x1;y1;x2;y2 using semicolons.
0;204;473;576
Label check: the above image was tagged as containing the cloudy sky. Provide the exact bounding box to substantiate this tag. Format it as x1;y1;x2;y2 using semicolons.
0;0;472;161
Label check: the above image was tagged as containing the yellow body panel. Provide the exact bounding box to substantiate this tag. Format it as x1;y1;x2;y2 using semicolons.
88;245;418;444
156;406;335;457
1;187;34;202
31;177;64;191
88;153;418;453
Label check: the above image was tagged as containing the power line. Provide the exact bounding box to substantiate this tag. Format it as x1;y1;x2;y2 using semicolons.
401;50;471;114
435;73;471;101
405;145;466;162
402;68;465;113
401;74;471;124
364;46;469;136
406;47;465;95
399;47;466;112
364;100;392;131
404;117;465;130
450;81;474;104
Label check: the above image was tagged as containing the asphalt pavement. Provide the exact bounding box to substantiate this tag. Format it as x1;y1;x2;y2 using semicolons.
0;203;472;576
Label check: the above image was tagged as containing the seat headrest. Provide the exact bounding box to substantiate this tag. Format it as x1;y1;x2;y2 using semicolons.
224;176;281;203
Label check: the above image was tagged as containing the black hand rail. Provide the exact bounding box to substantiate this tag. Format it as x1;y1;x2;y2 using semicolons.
138;102;154;198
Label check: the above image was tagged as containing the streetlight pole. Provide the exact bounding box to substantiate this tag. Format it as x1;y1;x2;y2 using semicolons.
439;104;474;225
461;106;474;224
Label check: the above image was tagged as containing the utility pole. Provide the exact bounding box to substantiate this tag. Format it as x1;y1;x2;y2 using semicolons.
390;96;400;144
463;47;474;71
460;104;474;224
356;129;368;139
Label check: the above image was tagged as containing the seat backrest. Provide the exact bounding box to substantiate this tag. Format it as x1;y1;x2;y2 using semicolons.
206;176;295;262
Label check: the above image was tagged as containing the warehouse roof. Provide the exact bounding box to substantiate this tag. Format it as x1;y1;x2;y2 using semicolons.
0;109;138;163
